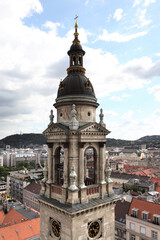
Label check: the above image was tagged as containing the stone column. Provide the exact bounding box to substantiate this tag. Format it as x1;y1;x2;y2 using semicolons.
79;143;85;188
62;142;69;188
47;143;53;184
99;142;106;184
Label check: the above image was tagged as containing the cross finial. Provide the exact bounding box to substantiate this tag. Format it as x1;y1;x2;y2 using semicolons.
74;15;78;22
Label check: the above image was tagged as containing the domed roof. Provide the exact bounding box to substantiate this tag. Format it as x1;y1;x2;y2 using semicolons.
57;72;96;99
68;42;85;55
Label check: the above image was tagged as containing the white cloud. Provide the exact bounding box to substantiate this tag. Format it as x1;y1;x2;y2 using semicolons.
111;96;122;102
133;0;156;7
122;111;134;119
133;0;141;7
111;94;131;102
153;109;160;116
144;0;156;7
135;8;151;27
95;29;147;42
113;8;123;21
148;85;160;102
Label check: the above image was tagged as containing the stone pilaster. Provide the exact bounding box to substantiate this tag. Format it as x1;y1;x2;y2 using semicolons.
79;142;86;189
62;142;69;188
99;142;106;184
47;143;53;184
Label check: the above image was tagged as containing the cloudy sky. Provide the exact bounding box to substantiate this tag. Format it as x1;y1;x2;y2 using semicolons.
0;0;160;140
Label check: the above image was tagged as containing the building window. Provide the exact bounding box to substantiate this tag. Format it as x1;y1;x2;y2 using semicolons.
153;214;160;225
131;208;138;218
141;211;149;221
130;223;135;231
130;234;135;240
140;226;146;235
152;231;158;239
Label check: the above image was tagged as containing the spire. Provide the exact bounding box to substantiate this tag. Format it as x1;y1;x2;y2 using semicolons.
67;16;86;75
73;15;79;43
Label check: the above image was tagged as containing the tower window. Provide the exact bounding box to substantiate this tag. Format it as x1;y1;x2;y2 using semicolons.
73;56;76;65
60;113;63;117
78;57;81;65
88;112;91;116
55;147;64;186
84;147;97;186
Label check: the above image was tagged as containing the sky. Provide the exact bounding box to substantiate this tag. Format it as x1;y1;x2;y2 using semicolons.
0;0;160;140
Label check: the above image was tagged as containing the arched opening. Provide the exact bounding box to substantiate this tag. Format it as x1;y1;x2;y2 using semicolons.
78;57;82;65
84;147;97;186
73;56;76;65
54;147;64;185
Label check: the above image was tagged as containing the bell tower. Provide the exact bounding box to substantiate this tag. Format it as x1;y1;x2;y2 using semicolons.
39;18;118;240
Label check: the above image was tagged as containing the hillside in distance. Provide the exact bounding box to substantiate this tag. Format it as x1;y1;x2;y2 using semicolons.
0;134;160;148
0;133;47;148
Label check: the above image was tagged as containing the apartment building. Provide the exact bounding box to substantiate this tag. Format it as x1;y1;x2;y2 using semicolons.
126;198;160;240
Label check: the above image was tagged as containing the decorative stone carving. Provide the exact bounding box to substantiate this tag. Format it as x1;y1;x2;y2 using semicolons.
42;159;48;183
69;104;79;130
48;109;54;126
99;108;106;128
105;158;112;184
68;167;78;190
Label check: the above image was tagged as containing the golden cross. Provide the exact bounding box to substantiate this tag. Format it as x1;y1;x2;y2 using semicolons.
74;15;78;22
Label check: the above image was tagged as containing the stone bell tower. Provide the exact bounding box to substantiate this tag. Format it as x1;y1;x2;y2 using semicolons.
39;18;118;240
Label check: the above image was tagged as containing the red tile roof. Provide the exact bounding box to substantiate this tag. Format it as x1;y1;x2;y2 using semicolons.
0;218;40;240
0;211;5;225
2;208;28;227
129;198;160;221
128;169;152;176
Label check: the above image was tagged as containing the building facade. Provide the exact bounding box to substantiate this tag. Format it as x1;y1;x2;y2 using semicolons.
23;182;41;212
126;198;160;240
39;20;118;240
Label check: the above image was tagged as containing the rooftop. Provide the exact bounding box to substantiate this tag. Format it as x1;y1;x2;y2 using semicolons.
115;200;131;224
129;198;160;220
24;182;41;195
0;218;40;240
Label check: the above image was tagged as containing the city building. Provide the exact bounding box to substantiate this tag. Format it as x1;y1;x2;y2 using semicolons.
23;182;41;212
0;181;7;193
126;198;160;240
38;20;119;240
124;178;155;193
115;199;131;240
7;169;43;202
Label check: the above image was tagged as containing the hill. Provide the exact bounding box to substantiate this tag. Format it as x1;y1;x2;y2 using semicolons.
0;134;160;148
0;133;47;148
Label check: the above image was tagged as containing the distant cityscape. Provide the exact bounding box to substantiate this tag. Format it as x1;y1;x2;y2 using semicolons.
0;136;160;239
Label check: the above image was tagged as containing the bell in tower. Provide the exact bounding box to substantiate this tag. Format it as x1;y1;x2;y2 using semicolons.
39;17;119;240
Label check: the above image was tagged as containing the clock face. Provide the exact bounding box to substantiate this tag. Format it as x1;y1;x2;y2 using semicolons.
88;221;100;238
52;220;61;238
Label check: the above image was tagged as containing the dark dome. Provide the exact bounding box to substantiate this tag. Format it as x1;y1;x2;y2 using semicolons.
68;42;85;55
71;42;82;50
57;72;96;99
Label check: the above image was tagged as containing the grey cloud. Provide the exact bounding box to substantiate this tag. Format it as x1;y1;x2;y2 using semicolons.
1;68;31;80
123;60;160;79
45;57;68;79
